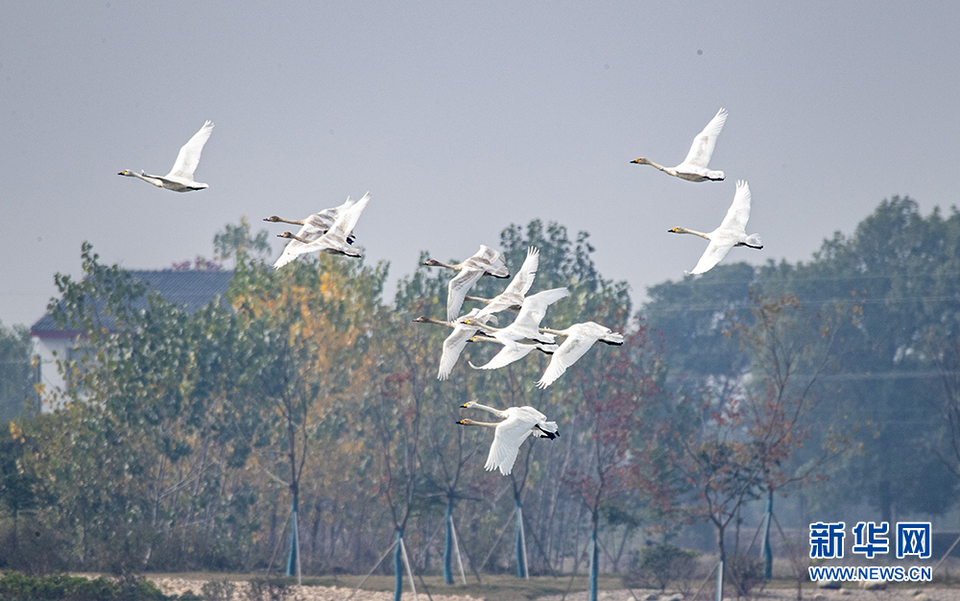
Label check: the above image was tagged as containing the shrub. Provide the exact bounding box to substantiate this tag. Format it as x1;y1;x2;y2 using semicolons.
726;554;764;597
628;543;699;591
0;572;169;601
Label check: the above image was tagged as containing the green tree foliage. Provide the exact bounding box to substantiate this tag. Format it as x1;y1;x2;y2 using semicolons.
213;217;272;265
0;422;43;571
0;323;36;424
765;198;960;519
0;572;167;601
229;247;387;578
643;197;960;524
13;197;960;582
29;243;265;571
645;262;755;378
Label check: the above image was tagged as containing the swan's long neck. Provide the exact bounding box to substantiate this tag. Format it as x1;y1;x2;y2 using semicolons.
538;327;567;337
120;170;163;187
466;403;506;418
632;158;672;174
457;419;498;428
424;259;460;270
462;318;500;334
412;316;454;327
284;232;311;243
671;227;711;240
465;295;492;304
269;216;305;226
470;334;501;344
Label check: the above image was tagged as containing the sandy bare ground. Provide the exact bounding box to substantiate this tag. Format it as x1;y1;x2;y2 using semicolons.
533;587;955;601
153;577;482;601
151;577;956;601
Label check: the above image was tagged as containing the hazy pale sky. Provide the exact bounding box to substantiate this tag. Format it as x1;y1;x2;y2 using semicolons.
2;2;958;328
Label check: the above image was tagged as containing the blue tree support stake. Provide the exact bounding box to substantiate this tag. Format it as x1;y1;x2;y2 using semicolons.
393;529;404;601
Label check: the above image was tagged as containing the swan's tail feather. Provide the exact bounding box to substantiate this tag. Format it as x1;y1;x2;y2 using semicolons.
533;421;560;439
745;233;763;248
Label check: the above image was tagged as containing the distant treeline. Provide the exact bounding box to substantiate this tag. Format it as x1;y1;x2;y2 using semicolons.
0;198;956;585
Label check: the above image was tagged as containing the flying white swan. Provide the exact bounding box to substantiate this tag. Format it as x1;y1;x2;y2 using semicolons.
266;197;359;269
413;315;556;378
118;120;215;192
472;247;540;319
535;321;625;388
464;287;569;352
423;246;510;322
457;401;559;476
275;192;371;261
467;340;558;372
412;310;495;380
668;179;762;275
630;108;727;182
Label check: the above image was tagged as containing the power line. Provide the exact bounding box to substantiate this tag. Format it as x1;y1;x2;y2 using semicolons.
818;370;960;381
648;270;960;289
643;294;960;315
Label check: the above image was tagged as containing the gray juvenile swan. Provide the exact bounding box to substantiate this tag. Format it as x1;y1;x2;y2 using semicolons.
276;192;371;260
266;197;359;269
472;247;540;319
423;245;510;322
118;120;214;192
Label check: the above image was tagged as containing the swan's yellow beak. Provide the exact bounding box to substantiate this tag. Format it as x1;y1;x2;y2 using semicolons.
456;419;466;425
460;402;470;408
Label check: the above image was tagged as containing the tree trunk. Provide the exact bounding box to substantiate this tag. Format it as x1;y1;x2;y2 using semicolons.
715;523;726;601
589;511;599;601
443;499;454;585
11;507;18;556
286;494;300;580
763;488;773;580
515;497;527;578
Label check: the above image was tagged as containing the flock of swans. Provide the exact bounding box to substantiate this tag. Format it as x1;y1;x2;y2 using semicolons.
116;108;762;476
631;107;763;274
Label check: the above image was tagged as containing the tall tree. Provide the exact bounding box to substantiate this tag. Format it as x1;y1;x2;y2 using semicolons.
230;250;386;582
0;323;37;423
778;198;960;520
30;243;265;571
562;327;664;601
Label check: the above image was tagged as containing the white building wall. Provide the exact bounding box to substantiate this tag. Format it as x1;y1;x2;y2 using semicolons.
33;336;73;412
